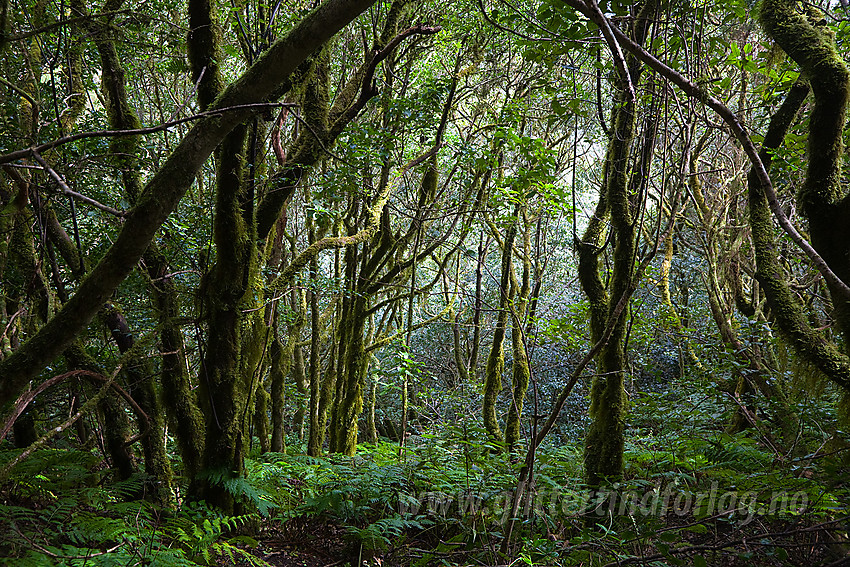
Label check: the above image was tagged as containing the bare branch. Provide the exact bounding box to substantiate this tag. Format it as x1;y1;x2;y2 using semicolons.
30;150;127;217
0;102;296;166
0;366;123;482
561;0;850;301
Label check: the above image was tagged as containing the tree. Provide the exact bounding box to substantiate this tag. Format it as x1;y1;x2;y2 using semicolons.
0;0;380;512
0;0;378;405
575;0;657;487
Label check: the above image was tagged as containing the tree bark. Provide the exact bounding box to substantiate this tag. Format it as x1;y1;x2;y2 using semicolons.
0;0;378;413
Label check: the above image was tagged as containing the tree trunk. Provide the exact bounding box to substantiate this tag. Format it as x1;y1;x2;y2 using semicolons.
753;0;850;394
505;209;532;453
0;0;379;412
580;0;655;487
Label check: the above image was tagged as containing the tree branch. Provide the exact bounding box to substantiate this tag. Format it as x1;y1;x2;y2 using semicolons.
0;102;296;166
270;144;443;290
0;0;378;410
560;0;850;301
30;150;126;217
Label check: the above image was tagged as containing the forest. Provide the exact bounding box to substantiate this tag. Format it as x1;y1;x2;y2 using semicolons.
1;0;849;564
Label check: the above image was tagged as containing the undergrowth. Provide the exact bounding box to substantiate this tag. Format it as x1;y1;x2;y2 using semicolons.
1;377;848;566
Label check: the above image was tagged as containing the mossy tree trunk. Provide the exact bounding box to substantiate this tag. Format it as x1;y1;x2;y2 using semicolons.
314;36;459;455
504;208;532;453
0;0;379;415
258;1;439;457
578;0;656;487
306;237;325;456
482;210;516;445
101;305;174;504
269;332;290;453
291;333;308;439
192;121;255;512
329;271;370;455
752;0;850;395
325;145;463;454
186;0;259;512
74;0;183;502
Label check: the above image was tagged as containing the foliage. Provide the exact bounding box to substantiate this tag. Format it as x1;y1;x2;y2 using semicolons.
2;0;850;564
0;448;268;566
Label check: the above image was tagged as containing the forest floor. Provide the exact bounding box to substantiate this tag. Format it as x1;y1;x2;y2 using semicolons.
234;512;844;567
4;387;849;566
253;518;353;567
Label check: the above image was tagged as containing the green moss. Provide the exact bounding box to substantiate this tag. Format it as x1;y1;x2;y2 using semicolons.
60;42;85;131
754;5;850;391
504;337;529;451
482;343;505;442
483;220;518;446
760;0;850;342
505;224;532;453
269;335;291;453
8;209;50;321
365;379;378;444
580;0;657;488
187;0;224;111
329;296;369;456
253;384;271;454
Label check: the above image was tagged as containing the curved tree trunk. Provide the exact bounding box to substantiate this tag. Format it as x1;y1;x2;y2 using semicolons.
752;0;850;393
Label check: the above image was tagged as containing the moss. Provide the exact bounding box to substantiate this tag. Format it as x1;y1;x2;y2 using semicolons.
253;385;271;454
291;337;308;439
269;335;291;453
581;0;657;488
187;0;224;111
504;334;529;451
378;0;409;47
193;68;257;511
753;3;850;392
365;379;378;443
505;219;532;453
482;340;505;442
584;374;625;486
483;219;518;445
760;0;848;210
8;208;50;321
760;0;850;347
420;160;439;206
313;349;337;455
329;295;369;456
60;41;86;132
577;193;610;345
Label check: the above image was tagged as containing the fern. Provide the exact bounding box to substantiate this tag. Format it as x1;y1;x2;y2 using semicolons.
346;516;429;552
694;434;773;472
159;508;268;566
199;465;277;517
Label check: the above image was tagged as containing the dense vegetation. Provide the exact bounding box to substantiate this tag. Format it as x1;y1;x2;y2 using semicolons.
1;0;850;564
